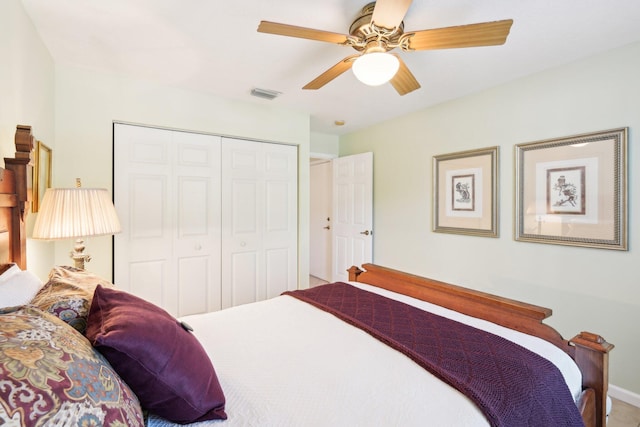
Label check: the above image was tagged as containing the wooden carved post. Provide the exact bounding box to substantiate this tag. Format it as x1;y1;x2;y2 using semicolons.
570;332;614;427
4;125;34;269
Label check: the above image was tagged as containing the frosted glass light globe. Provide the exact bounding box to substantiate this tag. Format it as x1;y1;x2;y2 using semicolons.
352;52;400;86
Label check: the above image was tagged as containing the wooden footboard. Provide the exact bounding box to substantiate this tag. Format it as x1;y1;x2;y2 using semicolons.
349;263;613;427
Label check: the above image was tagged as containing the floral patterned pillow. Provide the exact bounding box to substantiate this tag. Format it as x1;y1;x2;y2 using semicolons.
0;305;144;427
29;266;115;334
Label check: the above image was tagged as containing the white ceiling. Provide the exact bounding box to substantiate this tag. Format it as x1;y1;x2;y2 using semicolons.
20;0;640;135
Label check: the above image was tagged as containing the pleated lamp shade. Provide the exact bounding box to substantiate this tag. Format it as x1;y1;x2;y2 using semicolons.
33;188;121;239
32;186;121;269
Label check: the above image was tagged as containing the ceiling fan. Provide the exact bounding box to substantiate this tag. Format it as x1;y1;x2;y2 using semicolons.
258;0;513;95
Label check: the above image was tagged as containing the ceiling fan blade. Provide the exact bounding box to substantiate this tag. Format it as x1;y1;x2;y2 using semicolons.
303;55;359;90
390;55;420;95
371;0;413;31
405;19;513;50
258;21;350;44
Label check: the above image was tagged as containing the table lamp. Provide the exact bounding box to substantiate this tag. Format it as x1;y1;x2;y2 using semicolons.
32;178;121;269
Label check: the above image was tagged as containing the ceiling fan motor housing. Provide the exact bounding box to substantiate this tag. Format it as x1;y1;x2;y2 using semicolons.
349;2;405;53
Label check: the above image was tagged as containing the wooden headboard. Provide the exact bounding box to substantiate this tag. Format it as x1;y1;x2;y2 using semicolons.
0;125;34;268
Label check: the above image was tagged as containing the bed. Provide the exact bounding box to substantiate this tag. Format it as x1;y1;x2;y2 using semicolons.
0;126;613;427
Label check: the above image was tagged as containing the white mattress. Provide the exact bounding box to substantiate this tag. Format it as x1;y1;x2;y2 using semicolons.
148;282;582;426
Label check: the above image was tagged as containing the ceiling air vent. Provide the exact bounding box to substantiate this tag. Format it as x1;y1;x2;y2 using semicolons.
250;88;281;100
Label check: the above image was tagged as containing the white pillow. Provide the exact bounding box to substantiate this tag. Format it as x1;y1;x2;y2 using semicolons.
0;264;22;282
0;264;43;308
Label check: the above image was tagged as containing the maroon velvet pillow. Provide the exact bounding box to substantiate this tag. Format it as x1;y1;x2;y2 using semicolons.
85;285;227;423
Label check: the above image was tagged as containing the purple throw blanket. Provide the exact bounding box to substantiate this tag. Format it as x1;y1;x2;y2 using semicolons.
283;282;584;427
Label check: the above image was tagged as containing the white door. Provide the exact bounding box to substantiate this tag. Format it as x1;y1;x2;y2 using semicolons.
331;152;373;282
113;124;221;316
221;138;298;308
172;132;222;315
310;161;332;281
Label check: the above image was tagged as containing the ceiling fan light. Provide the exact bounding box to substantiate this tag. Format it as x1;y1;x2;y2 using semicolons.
352;52;400;86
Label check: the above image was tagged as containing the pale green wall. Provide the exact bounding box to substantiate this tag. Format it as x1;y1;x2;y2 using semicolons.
52;65;311;286
340;41;640;394
0;0;53;158
311;131;339;157
0;0;55;280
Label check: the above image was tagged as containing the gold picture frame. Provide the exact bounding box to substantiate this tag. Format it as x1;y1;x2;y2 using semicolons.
433;146;499;237
514;128;627;250
32;140;52;213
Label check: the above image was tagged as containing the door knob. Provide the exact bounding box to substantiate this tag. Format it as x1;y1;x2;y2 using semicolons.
324;226;330;230
360;230;370;236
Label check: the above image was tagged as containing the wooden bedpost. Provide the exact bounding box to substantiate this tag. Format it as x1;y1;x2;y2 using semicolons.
570;332;614;427
348;265;364;281
3;125;33;269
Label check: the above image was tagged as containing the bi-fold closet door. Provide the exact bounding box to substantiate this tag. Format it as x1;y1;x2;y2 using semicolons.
221;138;298;309
113;123;298;317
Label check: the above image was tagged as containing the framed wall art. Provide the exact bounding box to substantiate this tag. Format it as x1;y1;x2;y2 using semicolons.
514;128;627;250
32;140;52;213
433;146;498;237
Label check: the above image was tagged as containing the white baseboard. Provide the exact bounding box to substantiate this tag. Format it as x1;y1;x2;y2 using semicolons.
609;384;640;408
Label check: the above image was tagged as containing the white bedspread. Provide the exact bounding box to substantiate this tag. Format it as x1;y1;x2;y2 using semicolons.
148;282;582;427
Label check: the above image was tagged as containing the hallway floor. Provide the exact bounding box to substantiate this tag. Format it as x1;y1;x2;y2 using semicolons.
609;398;640;427
309;275;329;287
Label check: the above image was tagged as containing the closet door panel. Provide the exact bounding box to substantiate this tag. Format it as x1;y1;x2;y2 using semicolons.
229;148;259;173
221;138;297;308
115;125;175;311
221;139;262;308
266;247;291;299
115;124;221;316
130;176;166;240
262;143;298;296
171;133;222;315
230;252;259;306
266;181;289;230
174;176;217;316
178;256;210;316
177;177;209;237
231;181;259;234
129;260;168;309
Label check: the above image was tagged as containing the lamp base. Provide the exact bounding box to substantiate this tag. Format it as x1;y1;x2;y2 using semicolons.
69;238;91;270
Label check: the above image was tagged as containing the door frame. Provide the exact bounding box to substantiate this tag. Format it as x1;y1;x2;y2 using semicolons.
309;153;373;281
309;152;337;283
310;159;333;281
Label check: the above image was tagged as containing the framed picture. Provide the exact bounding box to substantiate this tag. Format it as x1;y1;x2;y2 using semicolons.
32;140;52;213
433;146;498;237
514;128;627;250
